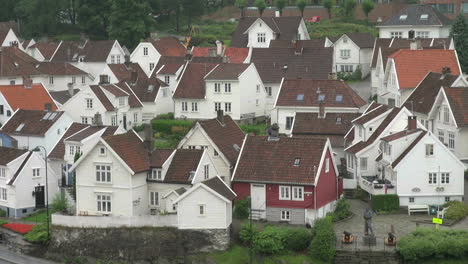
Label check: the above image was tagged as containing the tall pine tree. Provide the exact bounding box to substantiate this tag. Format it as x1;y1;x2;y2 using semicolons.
451;14;468;73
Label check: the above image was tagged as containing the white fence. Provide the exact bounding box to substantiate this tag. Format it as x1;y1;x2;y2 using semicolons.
51;213;178;228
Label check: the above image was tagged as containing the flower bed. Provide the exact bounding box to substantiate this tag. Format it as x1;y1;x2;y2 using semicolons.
2;223;35;234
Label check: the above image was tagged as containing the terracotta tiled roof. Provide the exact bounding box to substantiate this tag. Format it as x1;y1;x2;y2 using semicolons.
173;63;218;99
403;72;459;115
89;85;115;111
346;107;402;154
392;130;427;167
344;33;375;48
31;42;60;60
276;79;366;108
199;115;245;165
250;47;333;83
103;131;149;173
380;129;422;142
379;5;452;27
224;47;249;63
0;146;28;165
0;83;58;111
1;109;64;136
444;87;468;127
164;149;204;184
389;49;460;90
233;136;327;185
202;176;236;201
48;123;89;159
148;37;186;57
231;16;303;48
150;149;174;167
35;62;87;75
353;104;390;125
204;63;250;80
269;39;326;48
292;112;360;136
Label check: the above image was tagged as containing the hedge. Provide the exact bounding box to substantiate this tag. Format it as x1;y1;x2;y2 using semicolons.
398;228;468;262
309;216;336;262
371;194;399;212
151;119;193;136
444;201;468;221
328;199;352;222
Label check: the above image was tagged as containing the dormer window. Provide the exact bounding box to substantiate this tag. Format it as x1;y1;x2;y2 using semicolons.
150;169;162;180
335;94;343;102
399;14;407;20
119;97;126;107
293;158;301;166
79;56;84;62
420;14;428;20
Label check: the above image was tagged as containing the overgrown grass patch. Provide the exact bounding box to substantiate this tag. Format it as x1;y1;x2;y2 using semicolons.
240;123;267;136
307;19;377;39
24;223;49;243
0;219;8;226
22;209;54;224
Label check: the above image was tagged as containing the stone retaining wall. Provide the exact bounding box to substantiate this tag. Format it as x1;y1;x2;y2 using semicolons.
335;250;401;264
0;227;45;257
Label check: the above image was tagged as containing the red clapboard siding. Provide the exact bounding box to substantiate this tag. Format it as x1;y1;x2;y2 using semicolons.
266;184;315;209
232;182;251;201
316;149;339;208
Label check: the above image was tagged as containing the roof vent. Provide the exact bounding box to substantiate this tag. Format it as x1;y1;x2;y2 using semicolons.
399;14;407;20
420;14;428;20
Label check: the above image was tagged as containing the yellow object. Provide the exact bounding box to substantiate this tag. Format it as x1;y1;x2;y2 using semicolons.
432;218;443;225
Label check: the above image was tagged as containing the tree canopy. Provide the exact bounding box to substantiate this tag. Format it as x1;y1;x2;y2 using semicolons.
451;14;468;72
361;0;375;19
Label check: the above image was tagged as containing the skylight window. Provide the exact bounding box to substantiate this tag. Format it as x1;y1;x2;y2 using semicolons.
336;117;342;124
294;158;301;166
48;112;58;120
399;14;407;20
296;94;304;101
43;112;52;120
335;94;343;102
318;94;325;102
15;123;25;132
420;14;428;20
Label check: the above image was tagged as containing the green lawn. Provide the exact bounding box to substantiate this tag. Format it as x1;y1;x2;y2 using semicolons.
0;219;8;226
22;210;52;223
239;123;267;136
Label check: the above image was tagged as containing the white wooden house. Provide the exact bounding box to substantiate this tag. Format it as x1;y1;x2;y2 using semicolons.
331;33;375;78
0;28;22;50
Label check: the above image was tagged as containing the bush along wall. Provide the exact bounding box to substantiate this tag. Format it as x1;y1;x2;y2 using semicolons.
309;216;336;262
371;194;399;212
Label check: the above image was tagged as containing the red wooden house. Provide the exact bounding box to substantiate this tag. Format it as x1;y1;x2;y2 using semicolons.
231;134;343;225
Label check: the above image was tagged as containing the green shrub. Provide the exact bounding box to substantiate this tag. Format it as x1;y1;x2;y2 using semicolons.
233;198;250;219
371;194;399;212
444;201;468;221
283;228;312;251
252;226;286;255
398;228;468;262
0;209;6;217
151;119;192;136
309;216;336;262
0;219;7;225
329;199;352;222
52;192;70;213
24;224;49;243
155;113;174;120
239;123;267;135
239;222;258;245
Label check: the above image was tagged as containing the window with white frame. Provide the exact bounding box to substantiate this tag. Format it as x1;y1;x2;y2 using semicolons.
81;75;86;84
119;97;126;107
448;132;455;150
265;86;272;96
149;191;159;206
0;167;5;178
224;102;231;113
340;65;354;72
292;186;304;201
49;76;54;85
441;172;450;184
0;188;7;201
214;83;221;93
133;112;138;123
198;204;206;216
443;106;450;124
438;130;445;143
69;145;75;156
164;76;170;84
32;168;40;177
326;158;330;172
428;172;437;184
204;164;209;179
347;154;354;169
99;147;106;156
279;186;291;200
416;31;430;38
286;116;294;130
445;196;450;202
71;76;76;84
257;33;266;43
143;47;148;56
97;194;111;213
96;165;111;182
340;49;351;58
224;83;231;93
191;102;198;112
360;157;368;171
149;63;155;71
425;144;434;156
81;117;88;124
117;55;121;64
86;99;93;109
409;197;414;203
181;102;188;112
280;210;290;221
214;102;221;112
150;169;162;180
390;31;403;38
111;55;115;64
111;116;117;126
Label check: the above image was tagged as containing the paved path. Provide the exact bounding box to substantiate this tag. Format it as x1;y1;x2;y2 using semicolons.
0;246;56;264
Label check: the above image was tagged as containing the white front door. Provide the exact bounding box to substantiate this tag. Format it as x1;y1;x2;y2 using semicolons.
250;184;266;219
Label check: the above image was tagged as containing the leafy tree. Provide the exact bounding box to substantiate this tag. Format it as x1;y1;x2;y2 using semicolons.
77;0;112;37
322;0;333;19
235;0;247;18
15;0;66;38
182;0;204;29
343;0;356;18
451;14;468;72
361;0;374;20
255;0;266;17
275;0;286;16
0;0;18;22
108;0;154;49
296;0;307;17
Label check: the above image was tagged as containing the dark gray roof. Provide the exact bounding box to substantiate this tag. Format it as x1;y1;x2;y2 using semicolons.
50;89;80;105
344;33;375;48
378;5;452;27
202;177;236;201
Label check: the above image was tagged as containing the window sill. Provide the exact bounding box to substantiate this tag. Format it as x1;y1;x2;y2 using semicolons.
291;199;304;201
279;198;291;201
95;182;113;185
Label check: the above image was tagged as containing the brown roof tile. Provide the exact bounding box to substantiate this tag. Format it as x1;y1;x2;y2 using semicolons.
444;87;468;127
1;109;64;136
148;37;186;57
0;146;28;165
101;83;129;97
51;40;117;62
114;82;144;108
204;63;250;80
150;149;174;167
276;79;366;108
32;42;60;60
0;47;43;77
103;131;149;173
344;33;375;48
269;39;326;48
202;176;236;201
233;136;328;185
48;123;89;159
173;63;218;99
89;85;115;111
353;104;390;125
164;149;204;184
66;126;118;142
379;5;452;27
36;62;87;75
292;112;360;136
199;115;245;165
380;129;423;142
392;131;427;167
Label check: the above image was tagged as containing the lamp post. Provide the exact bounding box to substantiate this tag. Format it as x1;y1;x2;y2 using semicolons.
32;146;49;237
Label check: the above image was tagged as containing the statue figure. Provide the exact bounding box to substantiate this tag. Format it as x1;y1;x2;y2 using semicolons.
364;208;374;236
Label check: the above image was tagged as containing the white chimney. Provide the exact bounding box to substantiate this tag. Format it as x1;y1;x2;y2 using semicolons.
275;11;280;17
215;40;222;56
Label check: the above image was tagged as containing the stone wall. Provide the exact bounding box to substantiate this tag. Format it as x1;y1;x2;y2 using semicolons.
335;250;401;264
47;225;231;263
0;228;45;257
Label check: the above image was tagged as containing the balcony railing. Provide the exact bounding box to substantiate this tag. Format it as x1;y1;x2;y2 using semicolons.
360;175;396;195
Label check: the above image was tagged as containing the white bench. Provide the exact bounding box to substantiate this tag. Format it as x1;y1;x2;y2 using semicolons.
408;205;429;215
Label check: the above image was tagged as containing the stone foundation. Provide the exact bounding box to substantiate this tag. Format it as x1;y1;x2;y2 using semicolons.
335;250;401;264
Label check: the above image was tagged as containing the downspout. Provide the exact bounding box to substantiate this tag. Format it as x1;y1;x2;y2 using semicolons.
313;165;317;221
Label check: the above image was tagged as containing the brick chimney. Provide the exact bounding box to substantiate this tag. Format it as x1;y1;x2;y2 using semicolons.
130;71;138;85
408;116;417;130
442;66;451;75
294;40;303;55
318;102;325;119
144;124;154;152
93;112;103;126
267;123;280;141
217;110;225;125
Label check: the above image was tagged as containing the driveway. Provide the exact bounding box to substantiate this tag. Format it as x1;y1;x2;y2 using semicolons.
348;77;372;102
0;246;56;264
